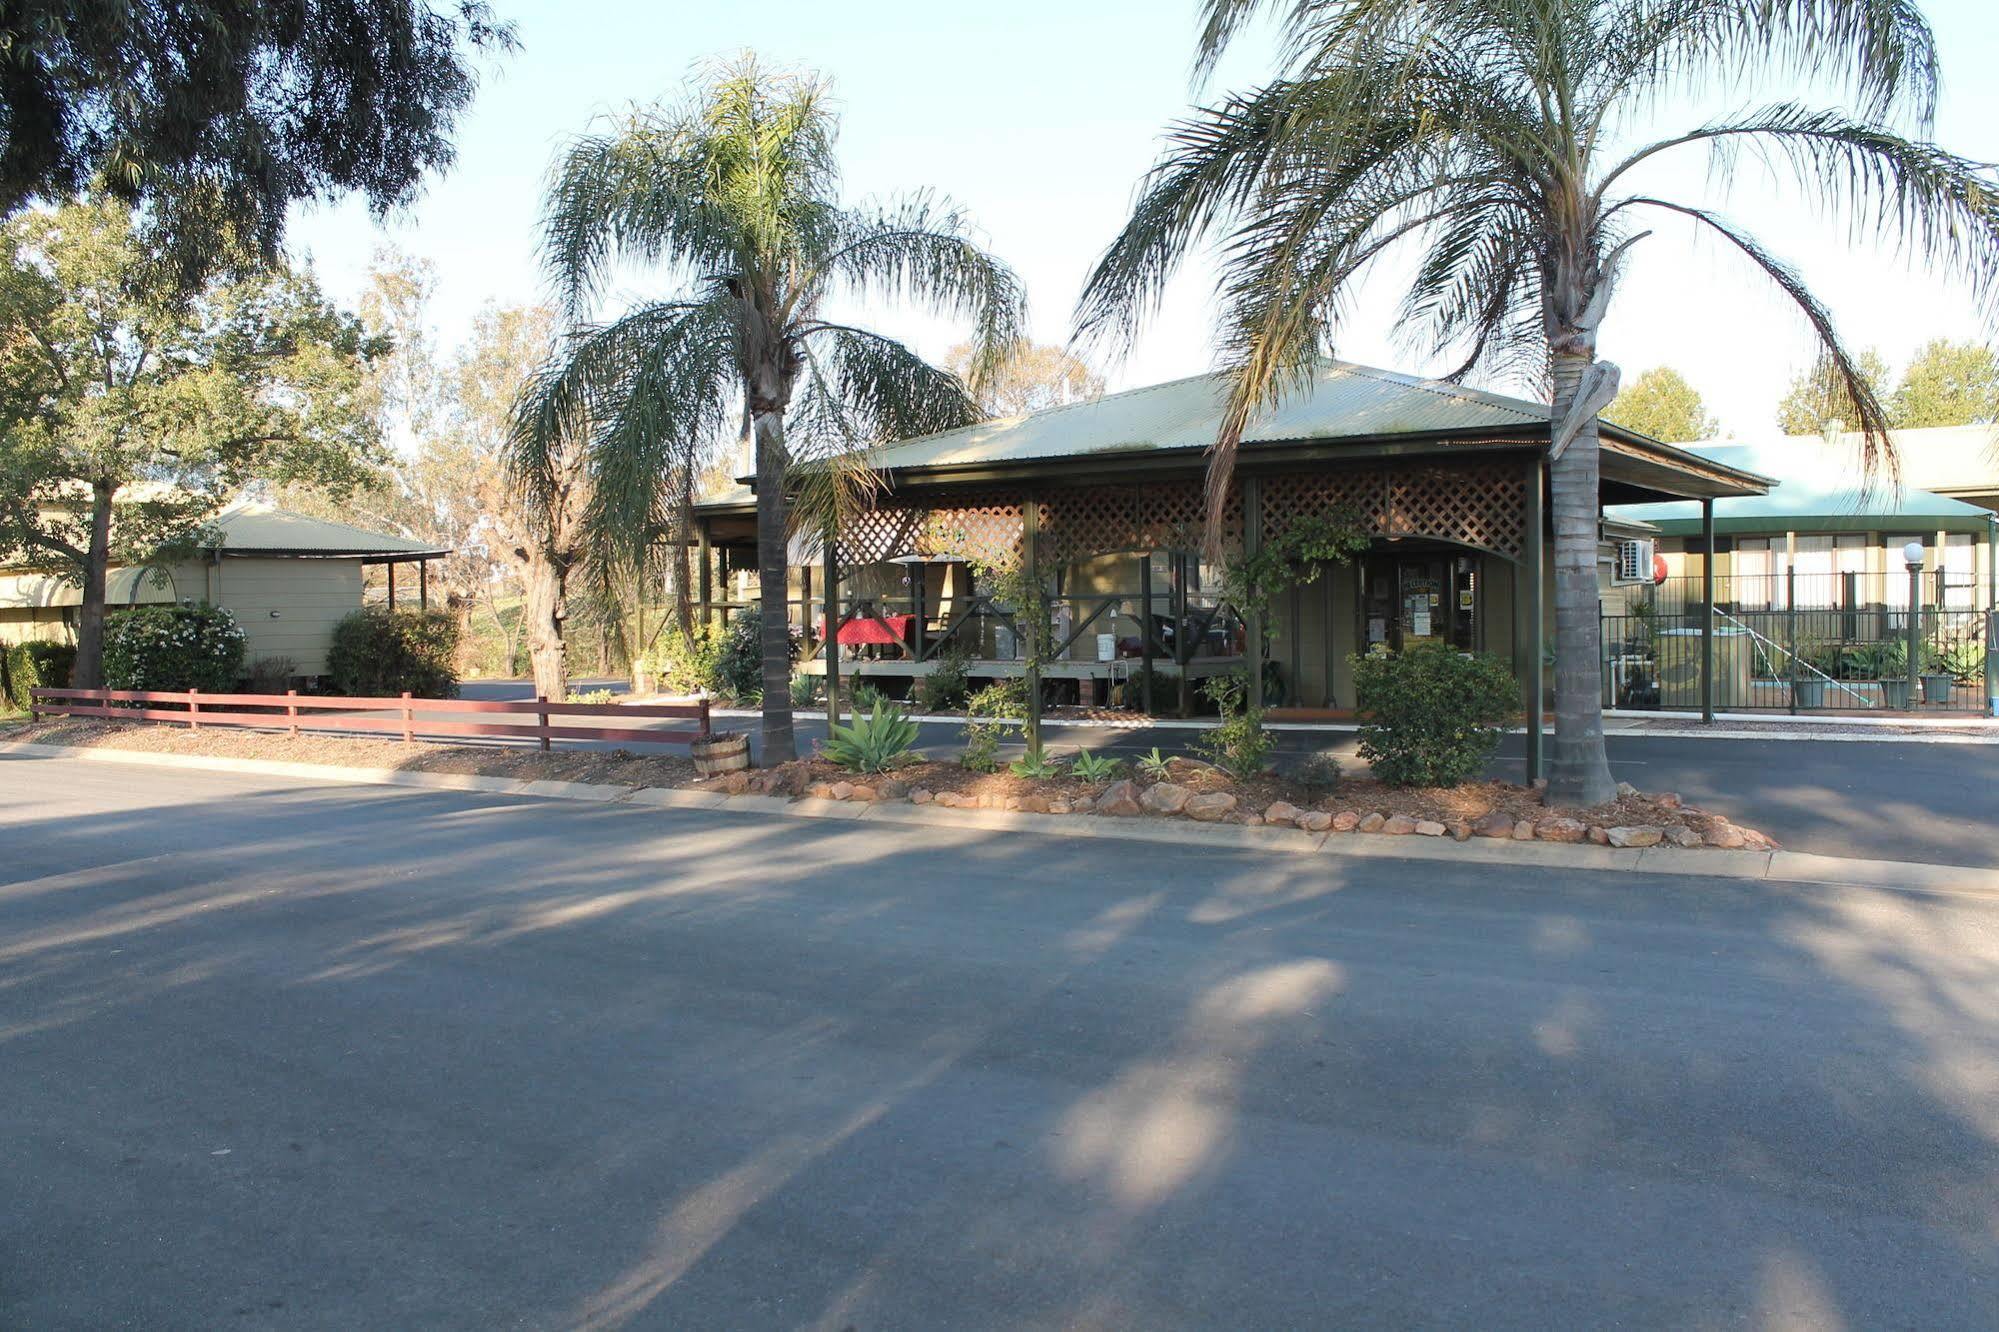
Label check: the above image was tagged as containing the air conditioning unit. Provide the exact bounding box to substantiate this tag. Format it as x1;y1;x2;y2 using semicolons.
1613;538;1656;585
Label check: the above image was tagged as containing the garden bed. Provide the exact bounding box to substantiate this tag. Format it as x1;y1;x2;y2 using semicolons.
8;717;1774;851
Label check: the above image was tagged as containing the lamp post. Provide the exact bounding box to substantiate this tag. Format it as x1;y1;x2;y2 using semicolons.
1904;540;1925;711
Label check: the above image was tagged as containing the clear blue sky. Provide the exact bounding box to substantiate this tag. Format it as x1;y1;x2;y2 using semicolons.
290;0;1999;441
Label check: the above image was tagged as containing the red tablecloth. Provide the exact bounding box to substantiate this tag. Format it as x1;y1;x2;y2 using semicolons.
821;613;914;646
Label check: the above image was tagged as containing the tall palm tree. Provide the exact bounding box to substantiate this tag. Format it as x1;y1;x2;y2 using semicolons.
510;56;1025;761
1078;0;1999;804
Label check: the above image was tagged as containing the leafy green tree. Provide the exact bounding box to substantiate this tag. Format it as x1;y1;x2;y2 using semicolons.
0;1;514;283
1079;0;1998;805
1605;367;1719;443
0;198;382;688
1889;338;1999;427
1776;349;1891;434
945;341;1104;418
512;56;1026;758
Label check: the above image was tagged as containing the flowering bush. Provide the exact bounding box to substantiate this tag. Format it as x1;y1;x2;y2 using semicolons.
103;605;247;692
327;607;459;698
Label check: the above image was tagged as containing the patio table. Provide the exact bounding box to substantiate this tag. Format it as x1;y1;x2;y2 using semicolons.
821;613;914;647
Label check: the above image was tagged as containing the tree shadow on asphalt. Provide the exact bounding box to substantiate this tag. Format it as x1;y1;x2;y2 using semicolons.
3;765;1997;1325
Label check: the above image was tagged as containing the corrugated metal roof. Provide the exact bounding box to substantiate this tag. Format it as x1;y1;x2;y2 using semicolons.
207;499;447;557
862;361;1552;472
1611;441;1994;533
0;565;179;610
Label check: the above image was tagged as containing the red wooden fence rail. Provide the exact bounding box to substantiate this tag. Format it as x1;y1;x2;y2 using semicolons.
29;687;711;749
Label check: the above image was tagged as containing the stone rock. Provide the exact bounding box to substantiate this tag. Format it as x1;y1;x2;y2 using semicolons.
830;781;854;801
1236;812;1265;827
1605;825;1663;848
1511;819;1536;840
1358;812;1387;833
983;792;1007;809
1587;826;1610;845
807;781;836;799
1141;781;1192;815
1537;817;1587;844
1300;811;1334;833
1262;800;1302;827
877;779;909;800
1071;795;1095;815
1446;819;1472;842
1741;829;1774;850
1331;810;1360;832
1656;792;1682;809
1185;792;1239;822
721;771;751;795
1414;819;1447;837
1472;810;1515;838
1019;795;1050;815
1047;799;1071;815
1616;780;1639;798
910;788;933;805
1664;825;1702;848
1383;814;1419;836
1003;796;1023;812
1096;780;1142;817
1531;777;1549;793
1704;822;1746;849
848;785;877;803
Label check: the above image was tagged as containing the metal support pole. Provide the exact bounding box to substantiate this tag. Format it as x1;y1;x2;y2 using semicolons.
1701;498;1716;723
1786;564;1799;715
418;560;428;611
1907;560;1922;711
1243;474;1264;711
697;521;713;634
386;561;396;608
1173;552;1192;718
1138;554;1155;715
1023;496;1043;760
823;529;840;736
1523;458;1544;784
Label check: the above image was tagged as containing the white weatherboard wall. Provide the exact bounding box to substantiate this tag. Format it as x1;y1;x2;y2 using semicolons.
211;558;362;676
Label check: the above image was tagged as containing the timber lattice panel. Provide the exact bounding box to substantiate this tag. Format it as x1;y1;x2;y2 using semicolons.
1260;463;1524;559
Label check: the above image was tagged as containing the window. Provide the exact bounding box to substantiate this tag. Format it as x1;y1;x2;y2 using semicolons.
1883;535;1925;608
1734;538;1776;609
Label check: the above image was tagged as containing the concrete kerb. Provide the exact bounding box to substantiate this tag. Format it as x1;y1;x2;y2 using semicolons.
10;737;1999;896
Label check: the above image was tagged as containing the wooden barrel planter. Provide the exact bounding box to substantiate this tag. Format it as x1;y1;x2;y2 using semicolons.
691;732;751;776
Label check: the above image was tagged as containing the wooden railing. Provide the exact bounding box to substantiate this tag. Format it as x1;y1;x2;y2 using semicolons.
28;688;710;750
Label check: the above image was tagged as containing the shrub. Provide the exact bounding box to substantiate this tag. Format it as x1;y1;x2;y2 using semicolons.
914;647;972;711
789;672;818;707
823;700;919;773
326;607;460;698
640;629;721;696
1351;643;1518;787
103;605;246;692
566;688;615;704
850;680;889;713
959;726;1002;772
1287;751;1342;794
966;678;1027;720
5;639;76;710
960;678;1027;772
246;656;298;693
1193;668;1274;781
710;609;798;703
1135;746;1172;780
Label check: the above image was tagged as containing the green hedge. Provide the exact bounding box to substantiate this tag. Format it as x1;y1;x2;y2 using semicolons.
4;639;76;710
327;607;460;698
103;605;246;692
1352;643;1519;787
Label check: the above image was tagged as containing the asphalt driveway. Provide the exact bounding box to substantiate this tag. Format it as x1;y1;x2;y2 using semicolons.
4;755;1997;1326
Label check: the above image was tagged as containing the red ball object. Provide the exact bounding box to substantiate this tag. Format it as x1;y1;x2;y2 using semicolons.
1653;552;1669;584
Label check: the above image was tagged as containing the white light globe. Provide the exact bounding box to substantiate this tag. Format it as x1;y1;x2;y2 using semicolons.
1902;540;1926;567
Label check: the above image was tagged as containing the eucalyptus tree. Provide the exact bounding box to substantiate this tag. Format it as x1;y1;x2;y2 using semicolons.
510;57;1025;760
1078;0;1999;804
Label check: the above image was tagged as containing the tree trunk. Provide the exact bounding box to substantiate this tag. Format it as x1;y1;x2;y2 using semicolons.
753;405;797;763
69;479;116;690
1546;351;1618;806
522;547;568;702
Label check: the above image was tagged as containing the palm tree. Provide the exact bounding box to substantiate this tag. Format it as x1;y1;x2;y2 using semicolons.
509;56;1025;760
1078;0;1999;804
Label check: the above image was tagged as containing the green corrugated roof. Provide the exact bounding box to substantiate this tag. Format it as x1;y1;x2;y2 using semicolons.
861;361;1552;471
1612;441;1994;534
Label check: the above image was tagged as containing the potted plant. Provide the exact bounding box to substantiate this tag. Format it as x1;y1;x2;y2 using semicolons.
1921;639;1955;704
1788;637;1832;709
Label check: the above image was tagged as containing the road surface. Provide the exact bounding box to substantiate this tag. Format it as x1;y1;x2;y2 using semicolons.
5;755;1996;1326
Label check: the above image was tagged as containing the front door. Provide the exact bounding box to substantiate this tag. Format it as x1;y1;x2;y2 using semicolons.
1362;553;1479;653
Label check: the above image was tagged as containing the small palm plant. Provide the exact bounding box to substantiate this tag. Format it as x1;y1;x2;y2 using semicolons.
1069;750;1125;783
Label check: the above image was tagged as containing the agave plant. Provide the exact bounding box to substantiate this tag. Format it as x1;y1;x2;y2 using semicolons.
823;700;920;774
